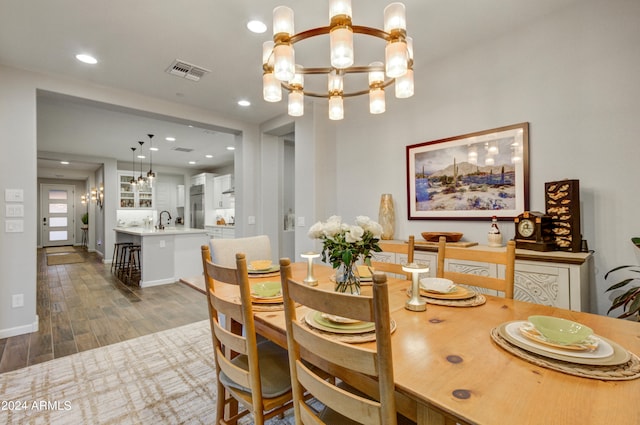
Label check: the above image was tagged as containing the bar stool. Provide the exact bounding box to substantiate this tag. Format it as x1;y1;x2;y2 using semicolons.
125;245;142;286
117;243;135;281
111;242;133;274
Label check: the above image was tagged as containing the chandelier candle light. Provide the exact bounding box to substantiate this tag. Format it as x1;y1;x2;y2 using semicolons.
262;1;414;120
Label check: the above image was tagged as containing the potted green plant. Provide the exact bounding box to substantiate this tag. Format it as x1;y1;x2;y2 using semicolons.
81;213;89;225
604;237;640;320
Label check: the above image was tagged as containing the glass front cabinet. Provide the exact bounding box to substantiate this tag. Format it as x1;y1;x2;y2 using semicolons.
118;171;154;208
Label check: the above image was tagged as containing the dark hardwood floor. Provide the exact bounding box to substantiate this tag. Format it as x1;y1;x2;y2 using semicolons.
0;246;209;373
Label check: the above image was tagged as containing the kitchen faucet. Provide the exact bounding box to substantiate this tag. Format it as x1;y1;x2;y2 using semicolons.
158;211;172;230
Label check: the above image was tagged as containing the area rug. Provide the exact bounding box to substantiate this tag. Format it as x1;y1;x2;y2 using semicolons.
46;253;85;266
0;320;298;424
44;246;76;254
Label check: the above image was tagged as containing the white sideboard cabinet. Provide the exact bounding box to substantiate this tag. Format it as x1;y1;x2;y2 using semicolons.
376;240;593;312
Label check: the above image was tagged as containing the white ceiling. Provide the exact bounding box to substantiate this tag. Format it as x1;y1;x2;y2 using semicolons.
0;0;579;179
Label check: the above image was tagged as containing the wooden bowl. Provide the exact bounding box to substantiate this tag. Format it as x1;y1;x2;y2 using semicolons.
421;232;464;243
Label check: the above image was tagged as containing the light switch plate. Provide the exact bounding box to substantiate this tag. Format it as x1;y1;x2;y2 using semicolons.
5;219;24;233
6;204;24;217
5;189;24;202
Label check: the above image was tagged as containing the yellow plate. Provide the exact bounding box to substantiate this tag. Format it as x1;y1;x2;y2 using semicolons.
420;286;475;300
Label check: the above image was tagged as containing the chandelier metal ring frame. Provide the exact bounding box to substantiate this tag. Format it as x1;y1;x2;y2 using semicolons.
270;25;405;98
262;2;414;119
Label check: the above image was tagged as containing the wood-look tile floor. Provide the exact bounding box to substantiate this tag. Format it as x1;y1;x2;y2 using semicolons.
0;246;208;373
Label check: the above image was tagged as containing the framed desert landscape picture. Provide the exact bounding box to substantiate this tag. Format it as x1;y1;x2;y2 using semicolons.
406;122;529;220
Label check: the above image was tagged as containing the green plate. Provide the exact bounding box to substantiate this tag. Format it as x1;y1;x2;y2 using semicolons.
308;310;375;332
248;265;280;274
251;281;282;298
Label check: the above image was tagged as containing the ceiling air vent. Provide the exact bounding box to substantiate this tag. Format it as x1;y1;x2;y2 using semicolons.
165;59;211;81
171;147;194;153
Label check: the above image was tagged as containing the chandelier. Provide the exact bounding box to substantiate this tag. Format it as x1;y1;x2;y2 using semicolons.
262;1;414;120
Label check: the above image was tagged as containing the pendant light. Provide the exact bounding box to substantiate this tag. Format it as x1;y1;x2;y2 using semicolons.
137;141;146;184
146;134;155;184
129;147;137;185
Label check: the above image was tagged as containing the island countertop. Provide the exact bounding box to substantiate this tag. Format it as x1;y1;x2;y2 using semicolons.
114;227;209;287
114;227;208;236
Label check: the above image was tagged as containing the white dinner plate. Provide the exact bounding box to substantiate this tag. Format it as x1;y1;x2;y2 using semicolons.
498;322;631;366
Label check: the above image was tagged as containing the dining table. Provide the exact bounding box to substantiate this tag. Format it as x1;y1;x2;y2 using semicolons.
212;262;640;425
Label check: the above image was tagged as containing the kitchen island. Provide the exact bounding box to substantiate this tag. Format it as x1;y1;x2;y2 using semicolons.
114;227;209;287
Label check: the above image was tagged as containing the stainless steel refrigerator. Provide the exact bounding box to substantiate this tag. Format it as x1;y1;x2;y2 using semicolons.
190;184;205;229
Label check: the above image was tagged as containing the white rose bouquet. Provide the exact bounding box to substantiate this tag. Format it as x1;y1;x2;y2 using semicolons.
308;215;383;293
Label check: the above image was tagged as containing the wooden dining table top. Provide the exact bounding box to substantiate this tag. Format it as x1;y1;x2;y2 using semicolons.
212;262;640;425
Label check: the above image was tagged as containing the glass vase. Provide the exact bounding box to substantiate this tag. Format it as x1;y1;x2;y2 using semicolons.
378;193;395;240
334;261;361;295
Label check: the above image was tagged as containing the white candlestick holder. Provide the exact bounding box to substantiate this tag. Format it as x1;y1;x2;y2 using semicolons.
403;262;429;312
300;252;320;286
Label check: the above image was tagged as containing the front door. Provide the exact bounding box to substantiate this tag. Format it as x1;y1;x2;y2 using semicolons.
40;184;76;247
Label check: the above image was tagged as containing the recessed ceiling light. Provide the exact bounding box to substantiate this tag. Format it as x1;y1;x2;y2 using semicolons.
247;20;267;34
137;155;146;159
205;154;213;158
226;146;235;151
188;161;197;165
150;147;159;151
237;100;251;107
75;54;97;64
60;161;69;165
166;137;176;142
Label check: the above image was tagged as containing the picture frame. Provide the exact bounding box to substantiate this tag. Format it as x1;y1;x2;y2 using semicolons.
406;122;529;220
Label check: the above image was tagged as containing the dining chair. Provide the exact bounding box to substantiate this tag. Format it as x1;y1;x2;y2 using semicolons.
436;235;516;299
209;235;272;268
201;246;293;425
370;235;416;279
279;258;402;425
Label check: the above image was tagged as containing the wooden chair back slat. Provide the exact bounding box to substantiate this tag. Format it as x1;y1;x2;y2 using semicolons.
201;245;292;424
280;258;398;425
371;236;415;279
436;237;516;299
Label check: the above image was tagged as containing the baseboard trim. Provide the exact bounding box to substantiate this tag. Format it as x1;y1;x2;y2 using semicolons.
141;278;176;288
0;315;39;339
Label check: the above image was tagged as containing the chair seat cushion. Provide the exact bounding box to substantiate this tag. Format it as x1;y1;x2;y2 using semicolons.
219;340;292;398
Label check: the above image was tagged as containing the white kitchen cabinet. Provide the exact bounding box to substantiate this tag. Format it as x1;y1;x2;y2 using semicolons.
379;240;592;311
190;173;206;186
177;184;185;208
206;225;235;239
118;171;154;208
213;174;233;209
191;173;217;225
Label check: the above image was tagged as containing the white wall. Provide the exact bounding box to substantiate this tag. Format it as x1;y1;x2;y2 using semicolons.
0;68;38;337
0;65;259;338
323;0;640;315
